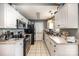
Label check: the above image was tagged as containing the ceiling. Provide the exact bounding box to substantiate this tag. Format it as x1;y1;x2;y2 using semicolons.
12;3;60;20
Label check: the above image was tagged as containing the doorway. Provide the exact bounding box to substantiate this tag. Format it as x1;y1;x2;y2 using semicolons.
34;21;44;40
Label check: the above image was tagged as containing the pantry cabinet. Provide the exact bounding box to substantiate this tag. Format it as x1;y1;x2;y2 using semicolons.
55;3;78;28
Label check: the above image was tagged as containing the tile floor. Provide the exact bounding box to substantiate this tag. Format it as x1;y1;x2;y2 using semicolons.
27;40;49;56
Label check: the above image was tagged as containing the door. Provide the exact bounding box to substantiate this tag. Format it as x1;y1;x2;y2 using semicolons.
35;21;44;40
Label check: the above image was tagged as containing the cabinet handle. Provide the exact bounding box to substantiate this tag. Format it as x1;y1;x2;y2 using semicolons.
54;45;56;47
20;43;22;45
54;50;56;52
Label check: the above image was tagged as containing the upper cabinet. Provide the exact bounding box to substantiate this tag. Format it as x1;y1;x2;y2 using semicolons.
0;3;29;28
67;4;78;28
55;3;78;28
4;4;17;28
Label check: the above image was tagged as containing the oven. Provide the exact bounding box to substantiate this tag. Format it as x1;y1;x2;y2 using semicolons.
23;35;31;56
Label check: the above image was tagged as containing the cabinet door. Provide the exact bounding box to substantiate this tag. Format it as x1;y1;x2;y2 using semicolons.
4;4;17;28
67;4;78;28
0;44;15;56
63;4;68;28
45;34;49;47
49;39;55;56
0;4;4;28
55;7;66;28
55;4;78;28
15;39;23;56
59;7;64;28
55;44;78;56
44;33;50;53
55;12;60;28
60;6;67;28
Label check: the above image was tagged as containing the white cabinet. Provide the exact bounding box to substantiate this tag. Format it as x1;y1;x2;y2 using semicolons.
15;39;23;56
0;4;5;28
4;4;17;28
44;32;78;56
67;4;78;28
0;44;16;56
0;3;29;28
49;39;55;56
55;7;66;28
0;39;23;56
44;32;55;55
55;44;78;56
55;3;78;28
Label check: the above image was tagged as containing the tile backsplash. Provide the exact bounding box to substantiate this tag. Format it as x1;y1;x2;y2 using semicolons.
0;28;24;35
60;28;78;36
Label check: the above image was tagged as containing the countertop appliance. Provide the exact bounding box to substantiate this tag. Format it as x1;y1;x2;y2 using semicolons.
16;19;26;29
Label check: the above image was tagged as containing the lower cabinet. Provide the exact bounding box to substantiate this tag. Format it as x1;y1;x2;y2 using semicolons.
0;39;24;56
44;32;78;56
0;44;16;56
44;32;55;56
49;40;55;56
55;44;78;56
15;39;23;56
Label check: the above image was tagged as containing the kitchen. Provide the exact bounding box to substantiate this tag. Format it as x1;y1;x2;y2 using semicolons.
0;3;79;56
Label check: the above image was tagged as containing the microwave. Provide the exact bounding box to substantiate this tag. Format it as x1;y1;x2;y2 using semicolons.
16;19;26;29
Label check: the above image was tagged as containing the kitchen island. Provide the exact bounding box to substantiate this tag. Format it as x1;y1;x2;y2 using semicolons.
43;30;78;56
